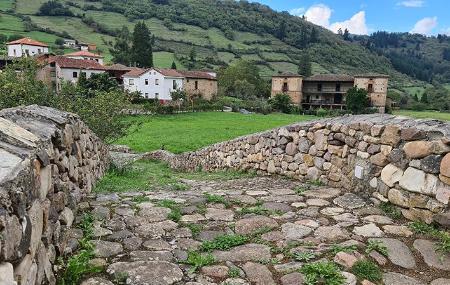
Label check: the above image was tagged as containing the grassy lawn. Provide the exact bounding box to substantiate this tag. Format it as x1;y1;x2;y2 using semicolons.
95;159;255;193
116;112;315;153
394;110;450;121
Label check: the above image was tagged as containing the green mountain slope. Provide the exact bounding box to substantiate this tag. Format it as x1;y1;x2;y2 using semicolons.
1;0;444;89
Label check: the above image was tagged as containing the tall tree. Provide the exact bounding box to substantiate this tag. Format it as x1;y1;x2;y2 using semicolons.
275;20;287;40
298;53;312;77
310;27;318;43
110;26;131;65
171;61;177;69
131;22;154;68
343;28;350;41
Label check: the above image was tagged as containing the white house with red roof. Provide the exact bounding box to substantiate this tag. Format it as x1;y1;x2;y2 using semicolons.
7;37;49;58
47;56;106;91
64;50;104;65
122;68;184;102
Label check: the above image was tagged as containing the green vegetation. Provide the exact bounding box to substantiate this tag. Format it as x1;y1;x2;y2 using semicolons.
182;251;215;273
300;261;345;285
58;214;102;285
351;260;382;282
394;110;450;121
156;199;182;222
117;112;313;153
204;193;231;208
131;196;150;204
94;159;255;193
184;223;203;238
365;240;388;256
379;202;402;219
329;244;357;255
228;267;241;278
270;93;293;114
294;186;308;195
293;251;316;262
408;221;450;255
200;234;249;252
346;87;369;114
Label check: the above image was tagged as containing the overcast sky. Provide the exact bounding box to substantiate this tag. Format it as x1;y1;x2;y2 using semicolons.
252;0;449;36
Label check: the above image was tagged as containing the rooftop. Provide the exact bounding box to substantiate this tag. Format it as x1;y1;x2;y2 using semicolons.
64;50;103;58
106;63;133;71
178;70;216;80
272;72;302;78
49;56;106;70
355;73;390;78
304;74;354;82
7;37;48;47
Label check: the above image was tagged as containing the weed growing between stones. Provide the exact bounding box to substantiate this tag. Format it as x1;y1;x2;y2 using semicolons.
365;240;388;256
351;260;382;282
408;221;450;255
293;251;317;262
204;193;231;208
200;234;249;251
228;267;241;278
184;223;203;238
379;202;402;219
309;179;325;187
300;261;345;285
131;196;150;204
294;186;308;195
113;272;128;284
58;213;102;285
182;251;215;273
329;244;358;255
156;199;182;222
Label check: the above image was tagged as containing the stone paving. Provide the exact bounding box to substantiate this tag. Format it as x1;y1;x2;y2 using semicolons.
76;176;450;285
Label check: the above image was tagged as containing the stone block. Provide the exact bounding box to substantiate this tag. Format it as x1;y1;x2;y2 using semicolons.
380;125;400;146
381;164;404;187
441;153;450;177
399;167;438;195
403;141;433;159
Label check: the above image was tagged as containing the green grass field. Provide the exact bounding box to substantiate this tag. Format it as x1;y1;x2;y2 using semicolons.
394;110;450;121
116;112;315;153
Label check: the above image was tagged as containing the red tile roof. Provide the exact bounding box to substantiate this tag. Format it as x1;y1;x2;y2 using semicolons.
122;68;148;77
155;68;184;78
7;37;48;47
64;50;103;58
106;63;133;71
49;56;106;70
178;70;216;80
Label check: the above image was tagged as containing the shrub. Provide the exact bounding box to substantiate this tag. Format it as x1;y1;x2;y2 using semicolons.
182;251;215;273
346;87;369;114
300;261;345;285
316;108;328;117
200;234;249;252
270;93;292;114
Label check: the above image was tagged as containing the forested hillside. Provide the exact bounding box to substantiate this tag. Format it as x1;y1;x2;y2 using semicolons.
1;0;450;91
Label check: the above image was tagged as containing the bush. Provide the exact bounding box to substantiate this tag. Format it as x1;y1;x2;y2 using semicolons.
346;87;369;114
351;260;382;282
269;93;292;114
316;108;328;117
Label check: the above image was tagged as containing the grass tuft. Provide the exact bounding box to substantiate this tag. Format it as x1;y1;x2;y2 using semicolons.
200;234;249;252
379;202;402;219
365;240;388;256
351;260;382;282
182;251;215;273
300;261;345;285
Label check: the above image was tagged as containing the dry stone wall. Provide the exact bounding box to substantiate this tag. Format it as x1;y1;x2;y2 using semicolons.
163;114;450;226
0;105;109;284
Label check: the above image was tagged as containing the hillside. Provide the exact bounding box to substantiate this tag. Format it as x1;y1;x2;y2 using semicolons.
1;0;447;91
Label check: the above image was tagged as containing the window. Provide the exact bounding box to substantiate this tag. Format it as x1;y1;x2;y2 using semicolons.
173;80;177;89
73;72;78;78
195;81;199;90
129;79;134;85
317;83;322;92
155;93;159;98
155;79;159;85
282;82;288;92
38;49;41;54
145;93;149;98
13;49;16;56
336;83;341;92
368;84;374;93
145;79;149;85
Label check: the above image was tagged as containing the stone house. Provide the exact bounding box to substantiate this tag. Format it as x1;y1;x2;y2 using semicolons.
6;37;49;58
122;68;184;102
178;70;218;100
271;73;389;113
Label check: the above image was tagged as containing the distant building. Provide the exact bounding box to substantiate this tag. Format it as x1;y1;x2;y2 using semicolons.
46;56;106;91
122;68;184;102
63;39;77;48
64;50;104;65
271;73;389;113
178;70;218;100
6;38;49;58
106;64;133;85
79;43;96;51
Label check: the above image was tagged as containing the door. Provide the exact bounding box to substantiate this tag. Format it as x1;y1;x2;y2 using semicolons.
334;93;342;104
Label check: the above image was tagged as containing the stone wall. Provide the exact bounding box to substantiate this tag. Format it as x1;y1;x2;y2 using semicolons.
0;105;109;284
160;114;450;226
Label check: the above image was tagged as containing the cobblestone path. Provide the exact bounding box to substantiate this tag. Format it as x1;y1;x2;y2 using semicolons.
76;176;450;285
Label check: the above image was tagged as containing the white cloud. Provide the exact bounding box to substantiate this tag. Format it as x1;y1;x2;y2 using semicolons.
304;4;332;28
329;11;368;35
397;0;425;8
289;7;306;17
300;4;368;35
410;16;437;35
443;28;450;36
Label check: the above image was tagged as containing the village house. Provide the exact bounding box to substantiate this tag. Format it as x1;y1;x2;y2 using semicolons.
6;37;49;58
122;68;184;102
179;70;218;100
43;56;106;91
106;63;133;85
63;39;77;48
64;50;104;65
79;42;97;52
271;73;389;113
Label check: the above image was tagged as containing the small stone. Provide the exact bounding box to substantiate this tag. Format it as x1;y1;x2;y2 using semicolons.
201;265;229;278
280;272;304;285
320;207;345;216
403;141;433;159
381;164;403;187
342;272;357;285
440;153;450;177
333;193;366;209
0;262;14;285
383;272;425;285
369;251;387;266
314;225;349;241
107;261;183;285
430;278;450;285
382;225;413;237
304;188;341;199
334;252;358;268
143;239;171;251
306;199;330;207
369;238;416;269
92;241;123;258
362;215;393;225
413;239;450;270
213;244;271;262
353;224;384;237
81;277;114;285
281;223;313;240
235;216;278;235
242;262;276;285
205;208;234;221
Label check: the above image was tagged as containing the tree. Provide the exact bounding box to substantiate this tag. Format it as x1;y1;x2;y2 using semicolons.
420;92;428;103
337;28;343;36
131;22;154;67
310;27;318;43
171;61;177;69
189;46;197;62
55;38;65;46
38;1;73;16
346;87;369;114
110;26;131;65
275;20;287;40
298;53;312;77
270;93;292;114
77;73;118;98
343;28;350;41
